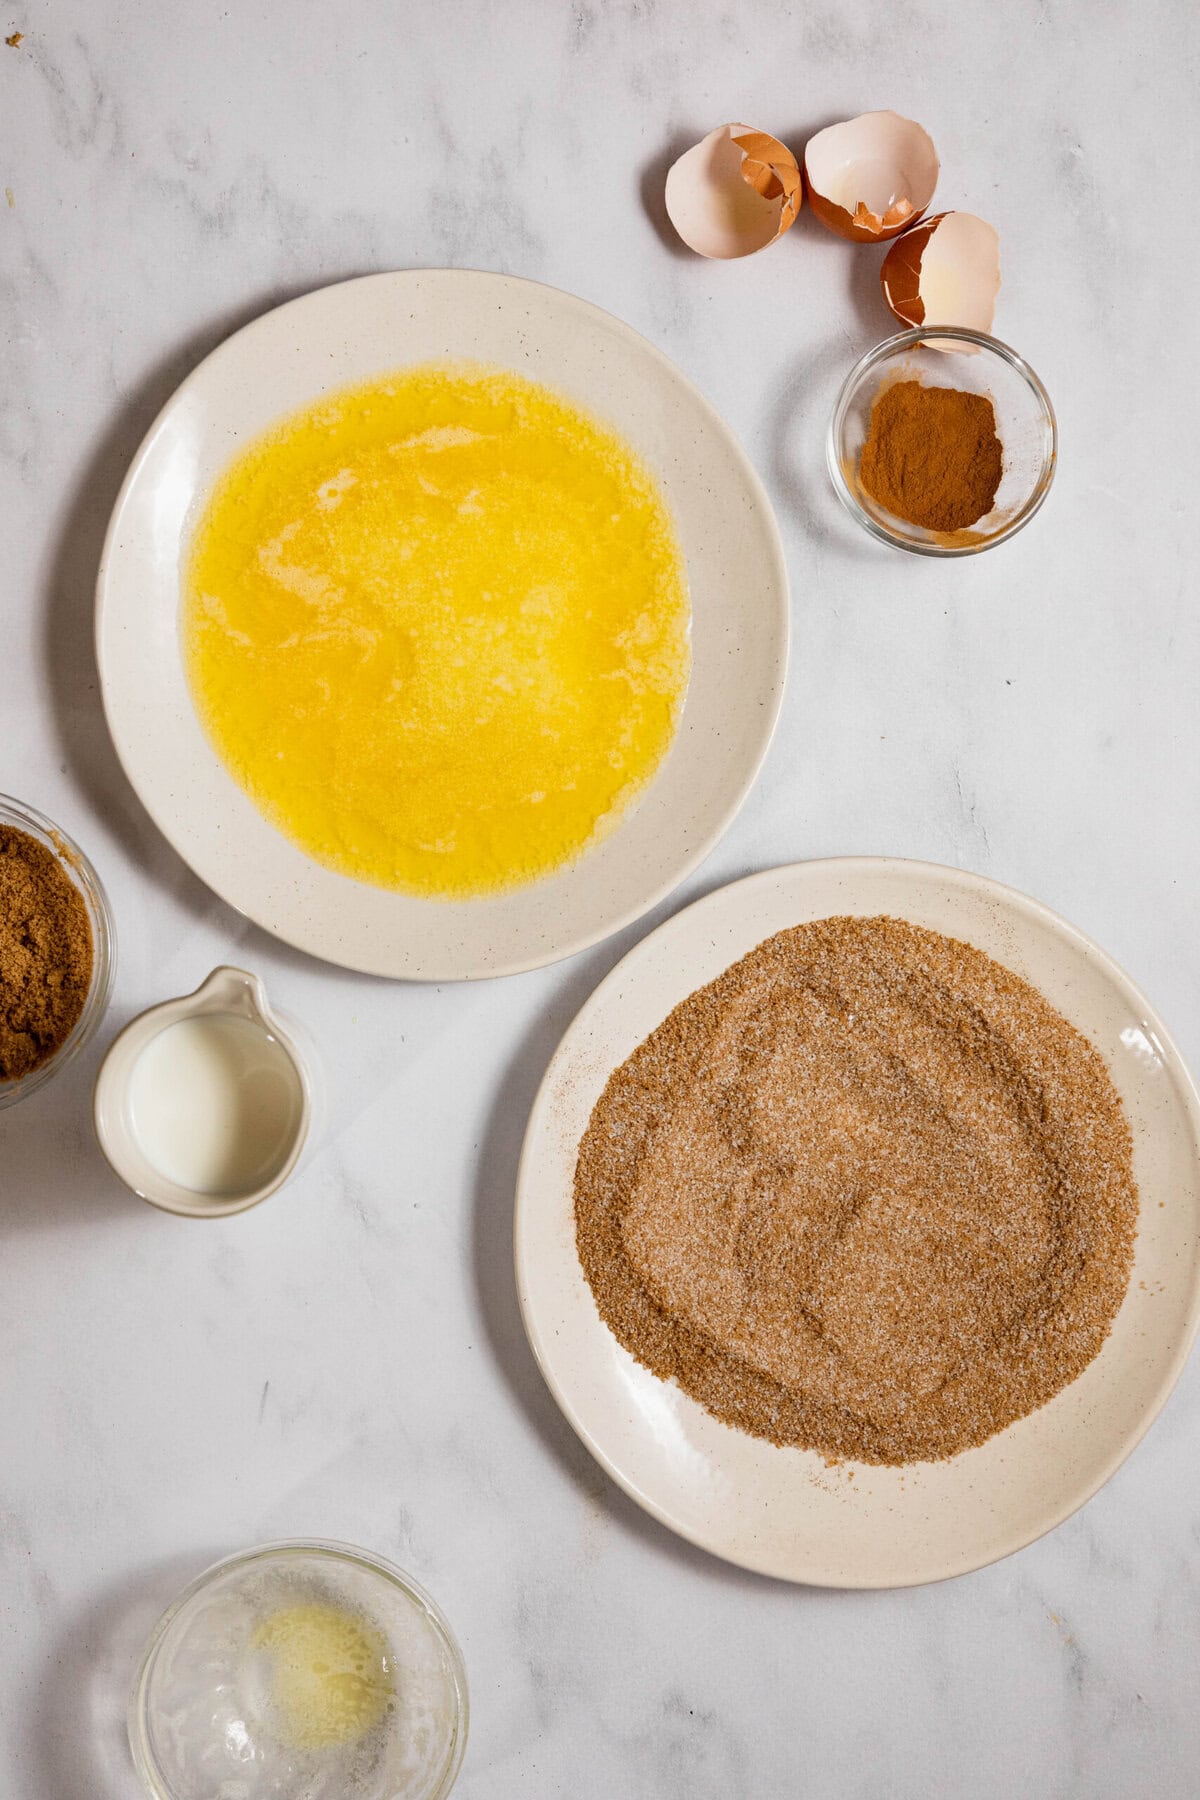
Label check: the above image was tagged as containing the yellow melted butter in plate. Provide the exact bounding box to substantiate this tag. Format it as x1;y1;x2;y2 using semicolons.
250;1602;395;1752
184;363;691;897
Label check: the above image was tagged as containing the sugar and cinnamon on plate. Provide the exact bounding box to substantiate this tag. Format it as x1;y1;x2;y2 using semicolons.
574;914;1138;1467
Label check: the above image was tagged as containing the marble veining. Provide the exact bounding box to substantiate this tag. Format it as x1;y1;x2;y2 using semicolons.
3;1;1200;1794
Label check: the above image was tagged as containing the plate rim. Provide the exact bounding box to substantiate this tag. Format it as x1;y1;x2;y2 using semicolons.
514;854;1200;1586
94;268;791;981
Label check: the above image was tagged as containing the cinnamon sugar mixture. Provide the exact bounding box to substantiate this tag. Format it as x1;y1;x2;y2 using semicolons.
574;916;1138;1465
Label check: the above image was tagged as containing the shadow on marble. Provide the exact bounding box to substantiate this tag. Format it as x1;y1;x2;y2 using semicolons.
471;866;826;1596
768;336;850;542
841;232;892;344
767;334;889;565
21;1546;226;1800
0;1014;139;1237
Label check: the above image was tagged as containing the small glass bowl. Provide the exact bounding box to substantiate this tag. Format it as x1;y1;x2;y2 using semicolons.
129;1539;469;1800
827;326;1057;556
0;792;116;1110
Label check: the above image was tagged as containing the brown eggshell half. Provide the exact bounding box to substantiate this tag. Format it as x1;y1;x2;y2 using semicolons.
804;111;938;243
881;211;1001;333
664;123;802;259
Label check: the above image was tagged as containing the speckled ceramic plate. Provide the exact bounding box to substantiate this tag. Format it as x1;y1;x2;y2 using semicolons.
95;271;788;980
515;858;1200;1586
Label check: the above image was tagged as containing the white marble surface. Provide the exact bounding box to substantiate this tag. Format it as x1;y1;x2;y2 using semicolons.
3;2;1199;1794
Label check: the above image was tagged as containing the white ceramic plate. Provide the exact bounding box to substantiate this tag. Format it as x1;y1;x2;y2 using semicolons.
515;858;1200;1586
96;271;788;980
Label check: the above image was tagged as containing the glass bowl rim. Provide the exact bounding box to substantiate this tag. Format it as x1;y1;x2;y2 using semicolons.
0;791;116;1109
128;1537;470;1800
826;325;1058;558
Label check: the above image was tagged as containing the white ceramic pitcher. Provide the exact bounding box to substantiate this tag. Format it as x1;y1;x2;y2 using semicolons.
93;966;319;1218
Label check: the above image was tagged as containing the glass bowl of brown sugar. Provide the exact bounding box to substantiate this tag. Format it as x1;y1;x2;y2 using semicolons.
0;793;116;1110
828;326;1057;555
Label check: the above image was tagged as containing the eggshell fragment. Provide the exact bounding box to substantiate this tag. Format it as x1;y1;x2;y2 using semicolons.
804;111;938;242
881;211;1001;333
664;124;801;259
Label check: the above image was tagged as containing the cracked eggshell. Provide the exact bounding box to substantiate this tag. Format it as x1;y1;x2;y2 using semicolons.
881;211;1001;333
804;111;938;243
664;124;801;259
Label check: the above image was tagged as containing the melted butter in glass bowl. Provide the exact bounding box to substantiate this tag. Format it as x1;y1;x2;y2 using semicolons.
129;1541;468;1800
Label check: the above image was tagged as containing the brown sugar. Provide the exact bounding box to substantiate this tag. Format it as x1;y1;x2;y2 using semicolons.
858;378;1003;532
574;916;1138;1466
0;824;94;1080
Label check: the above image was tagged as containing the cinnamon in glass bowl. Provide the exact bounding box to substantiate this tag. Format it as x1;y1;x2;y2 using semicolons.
827;326;1056;556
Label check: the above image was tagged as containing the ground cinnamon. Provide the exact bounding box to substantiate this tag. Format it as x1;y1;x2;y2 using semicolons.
0;824;94;1080
859;378;1002;532
574;916;1138;1466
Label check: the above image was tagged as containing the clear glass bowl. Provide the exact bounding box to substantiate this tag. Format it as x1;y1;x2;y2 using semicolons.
129;1540;469;1800
827;326;1057;556
0;792;116;1109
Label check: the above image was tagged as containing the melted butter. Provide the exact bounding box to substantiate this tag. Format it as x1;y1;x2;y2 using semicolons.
184;363;691;896
250;1603;395;1751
